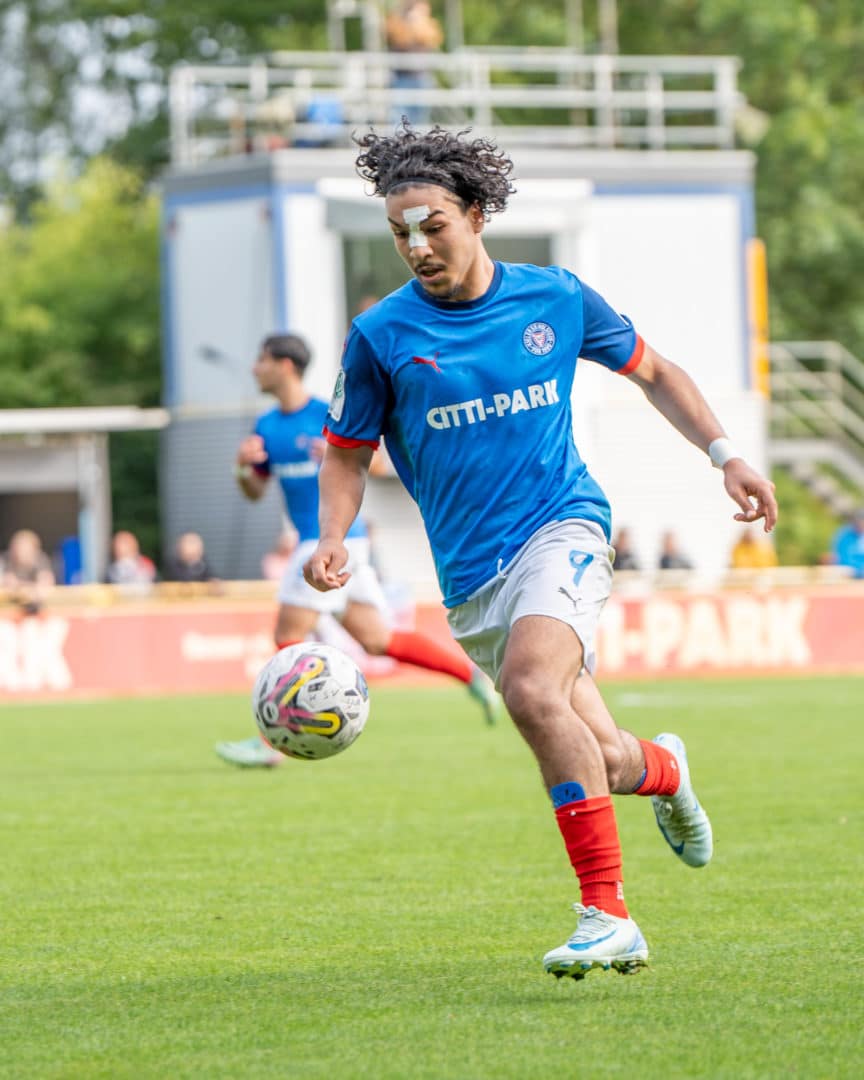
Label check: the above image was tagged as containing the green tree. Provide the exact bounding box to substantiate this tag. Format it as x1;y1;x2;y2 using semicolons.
0;156;162;554
610;0;864;360
0;1;327;203
0;157;160;406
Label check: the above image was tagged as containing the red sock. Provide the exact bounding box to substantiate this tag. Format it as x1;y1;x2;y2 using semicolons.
634;739;680;796
386;629;473;683
554;795;628;918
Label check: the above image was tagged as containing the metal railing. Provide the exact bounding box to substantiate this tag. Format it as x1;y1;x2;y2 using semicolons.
769;341;864;504
769;341;864;455
169;49;743;166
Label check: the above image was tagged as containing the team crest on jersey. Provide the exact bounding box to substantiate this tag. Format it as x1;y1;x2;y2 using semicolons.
329;367;346;421
522;322;556;356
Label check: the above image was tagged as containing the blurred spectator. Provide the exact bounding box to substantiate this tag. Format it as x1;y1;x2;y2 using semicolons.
106;530;158;587
261;527;299;583
612;527;640;571
658;530;693;571
165;531;217;583
385;0;443;125
831;508;864;578
1;528;56;614
293;95;345;148
729;527;778;570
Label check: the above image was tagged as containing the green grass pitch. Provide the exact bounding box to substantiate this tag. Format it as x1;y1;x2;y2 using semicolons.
2;676;862;1079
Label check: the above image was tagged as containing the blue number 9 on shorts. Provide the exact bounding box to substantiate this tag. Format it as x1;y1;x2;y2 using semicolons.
569;549;594;587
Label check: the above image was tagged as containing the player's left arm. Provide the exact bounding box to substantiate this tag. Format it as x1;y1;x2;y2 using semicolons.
627;343;778;531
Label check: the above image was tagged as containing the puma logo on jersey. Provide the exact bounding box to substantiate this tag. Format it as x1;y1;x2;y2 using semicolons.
412;354;441;373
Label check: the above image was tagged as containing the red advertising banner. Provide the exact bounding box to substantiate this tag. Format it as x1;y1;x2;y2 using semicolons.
596;588;864;677
1;587;863;700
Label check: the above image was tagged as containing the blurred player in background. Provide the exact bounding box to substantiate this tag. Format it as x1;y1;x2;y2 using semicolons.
215;331;497;768
305;124;778;980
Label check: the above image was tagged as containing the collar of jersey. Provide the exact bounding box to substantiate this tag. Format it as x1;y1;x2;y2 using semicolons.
410;261;503;310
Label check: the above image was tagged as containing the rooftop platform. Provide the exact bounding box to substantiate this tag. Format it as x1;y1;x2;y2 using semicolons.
169;48;747;169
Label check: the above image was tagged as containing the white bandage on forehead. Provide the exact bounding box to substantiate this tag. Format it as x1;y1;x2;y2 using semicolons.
402;205;431;248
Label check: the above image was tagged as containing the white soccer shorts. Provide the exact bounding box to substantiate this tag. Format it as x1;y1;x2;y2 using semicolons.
446;519;614;687
277;537;388;615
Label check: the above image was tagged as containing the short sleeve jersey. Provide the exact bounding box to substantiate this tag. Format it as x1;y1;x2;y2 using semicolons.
254;398;366;543
325;263;642;606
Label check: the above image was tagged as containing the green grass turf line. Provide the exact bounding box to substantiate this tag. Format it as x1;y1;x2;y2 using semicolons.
0;677;861;1078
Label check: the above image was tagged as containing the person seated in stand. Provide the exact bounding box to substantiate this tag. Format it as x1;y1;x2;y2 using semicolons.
1;528;55;615
261;527;299;583
657;530;693;571
729;526;778;570
105;530;158;587
830;508;864;578
164;531;217;584
611;527;640;571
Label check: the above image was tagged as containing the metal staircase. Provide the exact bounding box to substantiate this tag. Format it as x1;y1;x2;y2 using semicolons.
769;341;864;515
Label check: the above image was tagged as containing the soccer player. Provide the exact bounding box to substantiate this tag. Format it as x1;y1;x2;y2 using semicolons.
304;125;778;979
215;331;498;768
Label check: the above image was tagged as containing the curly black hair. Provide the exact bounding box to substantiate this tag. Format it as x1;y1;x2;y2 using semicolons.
354;123;516;217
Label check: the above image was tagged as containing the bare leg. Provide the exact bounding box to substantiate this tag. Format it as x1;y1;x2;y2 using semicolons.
339;601;392;653
569;672;646;794
499;615;609;795
500;614;639;925
274;604;320;647
499;616;645;793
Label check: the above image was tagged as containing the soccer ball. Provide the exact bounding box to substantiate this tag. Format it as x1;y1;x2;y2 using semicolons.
251;642;370;761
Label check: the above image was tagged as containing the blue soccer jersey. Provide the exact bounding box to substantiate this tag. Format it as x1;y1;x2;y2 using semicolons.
254;398;366;543
325;262;643;606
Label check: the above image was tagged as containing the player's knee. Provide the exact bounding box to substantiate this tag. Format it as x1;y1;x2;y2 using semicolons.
499;670;551;733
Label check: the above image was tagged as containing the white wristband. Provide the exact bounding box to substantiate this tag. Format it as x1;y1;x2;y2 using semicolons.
233;463;253;480
708;437;738;469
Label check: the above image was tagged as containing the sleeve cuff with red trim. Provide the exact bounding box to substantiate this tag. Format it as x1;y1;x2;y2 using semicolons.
323;426;380;451
617;334;645;375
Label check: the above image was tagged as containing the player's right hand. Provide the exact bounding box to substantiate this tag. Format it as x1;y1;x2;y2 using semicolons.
236;434;268;467
722;459;779;532
303;540;351;592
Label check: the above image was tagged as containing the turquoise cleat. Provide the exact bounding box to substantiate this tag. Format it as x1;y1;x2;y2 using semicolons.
650;732;713;868
215;735;285;768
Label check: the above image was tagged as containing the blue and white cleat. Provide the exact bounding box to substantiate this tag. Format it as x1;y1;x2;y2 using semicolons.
543;904;649;980
467;666;500;726
215;735;284;768
650;732;713;868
